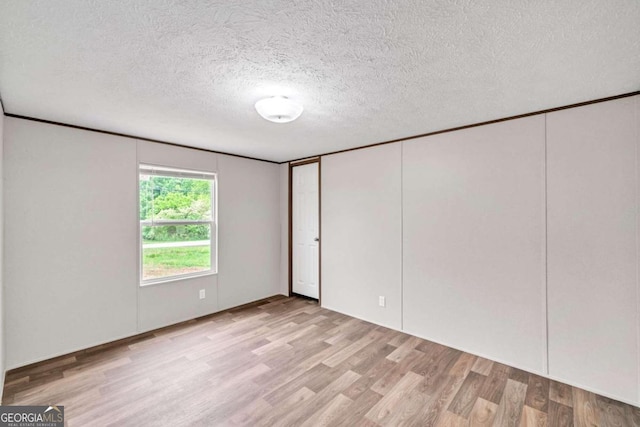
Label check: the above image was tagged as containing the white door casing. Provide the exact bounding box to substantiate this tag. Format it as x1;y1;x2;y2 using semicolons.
292;162;319;299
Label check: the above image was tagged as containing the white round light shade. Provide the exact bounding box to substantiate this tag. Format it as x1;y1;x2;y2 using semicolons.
255;96;303;123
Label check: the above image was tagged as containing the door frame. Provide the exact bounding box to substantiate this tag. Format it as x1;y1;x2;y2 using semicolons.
289;157;321;302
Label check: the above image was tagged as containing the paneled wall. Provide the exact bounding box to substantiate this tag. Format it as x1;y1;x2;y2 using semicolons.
321;144;402;329
279;163;289;296
4;119;139;368
546;96;639;403
3;117;281;369
318;95;640;405
402;116;546;374
0;104;5;398
217;154;280;310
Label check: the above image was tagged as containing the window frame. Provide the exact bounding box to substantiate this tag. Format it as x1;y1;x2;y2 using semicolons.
138;163;218;286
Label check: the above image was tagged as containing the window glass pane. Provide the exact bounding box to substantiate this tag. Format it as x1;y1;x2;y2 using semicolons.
142;225;211;281
139;174;153;221
142;175;212;222
142;224;210;243
139;166;216;283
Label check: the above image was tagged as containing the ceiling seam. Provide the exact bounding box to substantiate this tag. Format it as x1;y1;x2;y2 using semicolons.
282;90;640;164
2;112;280;165
3;90;638;165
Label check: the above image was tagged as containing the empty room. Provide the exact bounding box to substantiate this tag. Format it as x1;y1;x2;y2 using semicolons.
0;1;639;426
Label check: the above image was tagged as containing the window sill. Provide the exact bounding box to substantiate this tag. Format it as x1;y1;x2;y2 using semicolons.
139;271;218;287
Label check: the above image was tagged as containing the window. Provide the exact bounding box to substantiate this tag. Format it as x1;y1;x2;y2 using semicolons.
139;164;217;284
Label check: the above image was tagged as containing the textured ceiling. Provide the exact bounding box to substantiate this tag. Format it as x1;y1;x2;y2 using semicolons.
1;1;639;162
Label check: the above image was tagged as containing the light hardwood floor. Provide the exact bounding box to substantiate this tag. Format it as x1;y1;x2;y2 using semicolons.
3;296;638;426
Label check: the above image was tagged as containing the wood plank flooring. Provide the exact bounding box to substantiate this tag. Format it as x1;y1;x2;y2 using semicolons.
3;296;639;426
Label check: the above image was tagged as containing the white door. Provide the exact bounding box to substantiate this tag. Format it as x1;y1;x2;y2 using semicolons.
292;162;319;299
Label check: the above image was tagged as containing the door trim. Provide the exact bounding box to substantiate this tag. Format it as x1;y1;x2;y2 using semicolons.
289;157;321;303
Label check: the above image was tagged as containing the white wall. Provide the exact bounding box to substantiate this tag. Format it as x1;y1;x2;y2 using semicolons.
402;116;546;374
321;144;402;330
546;96;639;403
317;96;640;404
4;118;139;368
217;154;280;310
0;102;5;397
279;163;289;296
3;118;281;368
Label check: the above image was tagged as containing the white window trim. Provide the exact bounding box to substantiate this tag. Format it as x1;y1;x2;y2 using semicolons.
139;163;218;286
140;219;212;226
139;164;216;180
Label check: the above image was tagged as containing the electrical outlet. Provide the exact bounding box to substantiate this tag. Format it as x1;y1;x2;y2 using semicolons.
379;296;386;307
199;289;206;300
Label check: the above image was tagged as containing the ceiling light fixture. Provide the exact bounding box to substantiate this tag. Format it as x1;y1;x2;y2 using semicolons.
255;96;303;123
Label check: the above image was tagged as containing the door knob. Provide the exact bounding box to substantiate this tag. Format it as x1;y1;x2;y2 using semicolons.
314;237;319;242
